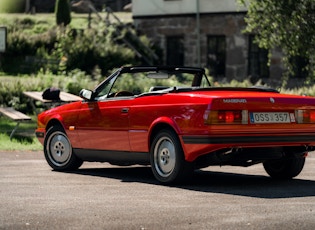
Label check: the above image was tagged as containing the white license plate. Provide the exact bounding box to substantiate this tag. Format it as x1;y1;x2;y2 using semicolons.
250;112;294;124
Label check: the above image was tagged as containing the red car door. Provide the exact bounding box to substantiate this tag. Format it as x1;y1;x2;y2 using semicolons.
75;98;132;151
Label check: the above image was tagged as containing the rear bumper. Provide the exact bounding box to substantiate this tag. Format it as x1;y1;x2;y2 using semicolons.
182;134;315;144
181;133;315;162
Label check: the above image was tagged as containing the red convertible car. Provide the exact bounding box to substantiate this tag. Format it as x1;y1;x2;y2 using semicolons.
36;66;315;184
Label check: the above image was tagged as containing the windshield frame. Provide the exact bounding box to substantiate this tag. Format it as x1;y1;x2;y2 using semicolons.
91;66;211;100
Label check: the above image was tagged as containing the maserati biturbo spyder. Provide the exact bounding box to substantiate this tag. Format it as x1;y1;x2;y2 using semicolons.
36;66;315;184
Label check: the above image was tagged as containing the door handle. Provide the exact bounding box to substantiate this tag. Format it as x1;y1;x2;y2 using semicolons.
121;108;129;113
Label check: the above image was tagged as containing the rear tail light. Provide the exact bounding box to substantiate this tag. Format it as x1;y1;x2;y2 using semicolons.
204;110;248;125
296;110;315;123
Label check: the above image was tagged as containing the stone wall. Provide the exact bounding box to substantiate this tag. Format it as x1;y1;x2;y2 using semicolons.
134;13;283;81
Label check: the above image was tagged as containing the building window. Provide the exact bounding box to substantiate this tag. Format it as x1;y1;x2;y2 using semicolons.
290;56;309;78
166;36;184;66
248;35;269;78
207;36;226;78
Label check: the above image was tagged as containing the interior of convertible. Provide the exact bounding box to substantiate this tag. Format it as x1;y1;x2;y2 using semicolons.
94;70;211;100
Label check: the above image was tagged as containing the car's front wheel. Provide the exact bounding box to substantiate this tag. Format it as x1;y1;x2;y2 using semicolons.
44;126;83;171
263;156;305;179
150;129;193;184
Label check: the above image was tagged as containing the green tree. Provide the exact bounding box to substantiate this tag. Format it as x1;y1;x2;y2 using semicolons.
238;0;315;80
55;0;71;26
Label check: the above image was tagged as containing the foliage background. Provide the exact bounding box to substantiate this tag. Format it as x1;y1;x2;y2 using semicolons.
0;12;140;113
238;0;315;81
0;13;138;75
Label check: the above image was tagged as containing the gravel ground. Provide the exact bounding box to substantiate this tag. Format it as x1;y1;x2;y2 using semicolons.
0;150;315;229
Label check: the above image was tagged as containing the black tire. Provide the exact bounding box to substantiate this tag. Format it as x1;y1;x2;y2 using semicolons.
44;126;83;171
263;156;305;179
150;129;193;184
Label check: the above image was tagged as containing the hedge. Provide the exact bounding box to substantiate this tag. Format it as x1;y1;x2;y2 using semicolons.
0;17;145;75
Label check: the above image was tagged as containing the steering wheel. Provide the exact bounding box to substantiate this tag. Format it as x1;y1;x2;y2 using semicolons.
114;91;134;97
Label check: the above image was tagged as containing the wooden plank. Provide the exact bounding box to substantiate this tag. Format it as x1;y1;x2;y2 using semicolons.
23;91;50;103
0;107;31;121
59;92;82;102
23;91;82;103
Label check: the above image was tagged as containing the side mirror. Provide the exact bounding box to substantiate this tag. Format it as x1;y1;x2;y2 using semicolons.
79;89;93;100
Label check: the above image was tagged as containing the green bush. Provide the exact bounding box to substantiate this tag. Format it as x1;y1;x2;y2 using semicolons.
0;17;56;74
0;17;143;75
51;26;138;75
0;69;99;113
1;27;57;74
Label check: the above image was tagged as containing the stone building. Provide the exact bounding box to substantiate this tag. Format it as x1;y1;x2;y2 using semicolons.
132;0;284;82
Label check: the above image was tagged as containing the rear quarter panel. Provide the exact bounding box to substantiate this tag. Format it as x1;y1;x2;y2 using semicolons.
128;93;212;152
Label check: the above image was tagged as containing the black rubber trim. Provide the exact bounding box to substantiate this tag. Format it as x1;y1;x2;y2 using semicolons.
73;148;150;164
182;135;315;144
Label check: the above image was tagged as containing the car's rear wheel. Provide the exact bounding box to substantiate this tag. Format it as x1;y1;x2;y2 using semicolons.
44;126;83;171
263;156;305;179
150;129;193;184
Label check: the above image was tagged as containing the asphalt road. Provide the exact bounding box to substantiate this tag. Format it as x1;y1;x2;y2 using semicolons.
1;150;315;229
